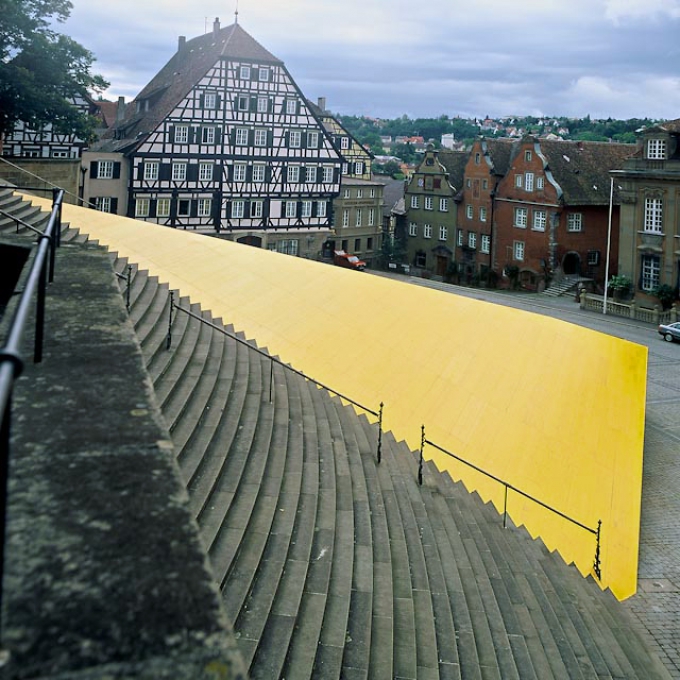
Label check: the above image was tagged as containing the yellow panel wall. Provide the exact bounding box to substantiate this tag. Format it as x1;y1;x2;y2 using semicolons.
41;200;647;599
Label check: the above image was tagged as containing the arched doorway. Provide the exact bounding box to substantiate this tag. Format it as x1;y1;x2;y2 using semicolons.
237;235;263;248
562;251;581;276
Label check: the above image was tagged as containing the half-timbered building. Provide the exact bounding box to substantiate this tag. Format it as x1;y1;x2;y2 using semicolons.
84;18;343;255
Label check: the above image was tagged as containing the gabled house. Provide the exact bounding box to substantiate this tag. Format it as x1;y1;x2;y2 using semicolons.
614;119;680;304
457;138;513;284
493;137;634;289
83;18;342;257
403;145;465;276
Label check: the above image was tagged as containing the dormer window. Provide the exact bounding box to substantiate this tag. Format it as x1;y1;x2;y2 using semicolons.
646;139;666;160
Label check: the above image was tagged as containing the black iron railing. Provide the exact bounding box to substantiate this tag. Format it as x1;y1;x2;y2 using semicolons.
0;188;65;619
418;424;602;580
167;292;384;461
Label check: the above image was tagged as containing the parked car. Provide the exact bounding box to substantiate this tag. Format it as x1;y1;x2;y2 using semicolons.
333;250;366;271
658;321;680;342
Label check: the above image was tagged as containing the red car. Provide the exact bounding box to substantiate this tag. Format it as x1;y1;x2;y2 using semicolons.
333;250;366;271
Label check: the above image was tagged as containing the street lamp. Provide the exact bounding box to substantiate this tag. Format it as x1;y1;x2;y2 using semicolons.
603;177;614;315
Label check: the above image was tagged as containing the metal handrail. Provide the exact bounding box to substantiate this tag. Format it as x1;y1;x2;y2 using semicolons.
167;293;384;461
0;188;64;622
418;425;602;580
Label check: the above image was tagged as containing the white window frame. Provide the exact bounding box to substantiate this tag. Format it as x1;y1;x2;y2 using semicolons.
480;206;487;222
202;126;216;144
174;125;189;144
354;161;364;175
306;166;317;183
286;99;297;115
301;200;313;218
172;163;187;181
251;200;264;218
285;201;297;218
323;166;334;183
258;67;269;82
646;139;666;160
239;65;251;80
257;97;269;113
525;172;534;192
340;137;350;150
342;209;350;227
199;162;213;181
317;201;327;218
641;254;660;291
254;129;267;147
439;225;447;241
287;165;300;183
278;239;299;256
357;189;363;199
98;160;114;179
514;207;528;228
532;210;546;231
177;199;191;216
644;198;663;233
515;174;523;188
355;209;362;227
343;188;351;199
466;204;473;219
468;232;476;249
425;196;433;211
253;164;266;182
237;96;249;111
424;224;432;239
409;222;418;237
289;130;302;148
513;241;525;261
410;195;419;209
135;198;150;217
235;128;249;146
157;198;171;217
457;229;463;246
536;176;544;190
198;198;212;217
232;200;245;218
204;92;217;109
439;198;449;212
567;213;583;232
95;197;112;212
233;163;247;182
480;234;490;253
307;131;319;148
143;162;159;181
368;208;375;226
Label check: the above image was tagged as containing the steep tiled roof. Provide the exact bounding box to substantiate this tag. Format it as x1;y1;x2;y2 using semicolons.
482;138;515;175
374;175;406;216
97;23;280;151
438;149;467;191
539;140;635;205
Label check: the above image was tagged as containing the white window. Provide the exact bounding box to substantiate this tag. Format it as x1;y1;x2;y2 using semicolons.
258;67;269;82
199;162;213;181
513;241;525;261
202;127;216;144
525;173;534;192
232;200;245;218
468;232;476;249
370;188;375;198
567;213;582;232
425;196;433;211
411;196;419;209
235;128;248;146
307;131;319;148
251;200;264;218
525;150;532;161
287;166;300;183
355;209;362;227
254;129;267;147
323;166;334;183
239;65;251;79
285;201;297;218
174;125;189;143
457;229;463;246
515;174;523;188
409;222;418;237
286;99;297;114
253;164;266;182
198;198;212;217
157;198;171;217
424;224;432;239
306;166;317;183
237;96;249;111
135;198;150;217
481;234;490;253
474;152;481;164
172;163;187;181
257;97;268;113
52;150;69;158
439;225;447;241
646;139;667;160
514;207;527;228
439;198;448;212
289;130;302;148
204;92;217;109
341;137;350;150
533;210;546;231
95;197;112;212
354;161;364;175
641;254;660;291
233;163;247;182
98;160;114;179
480;207;487;222
357;189;363;199
317;201;327;218
482;179;488;190
644;198;663;233
343;188;351;199
342;209;350;227
177;199;191;216
466;204;473;219
301;200;313;218
536;176;544;190
368;208;375;226
144;162;159;181
278;239;299;256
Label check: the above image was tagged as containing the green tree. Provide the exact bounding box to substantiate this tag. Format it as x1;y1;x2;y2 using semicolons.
0;0;108;139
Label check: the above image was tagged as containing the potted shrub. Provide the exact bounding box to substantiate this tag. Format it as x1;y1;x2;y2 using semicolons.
608;275;633;301
652;284;677;311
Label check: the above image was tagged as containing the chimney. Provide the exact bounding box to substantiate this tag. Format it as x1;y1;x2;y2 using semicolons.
178;35;186;52
213;17;220;38
116;96;126;122
317;96;326;113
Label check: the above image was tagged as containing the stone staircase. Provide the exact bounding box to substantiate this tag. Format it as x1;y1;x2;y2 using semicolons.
1;188;672;679
541;274;589;297
110;249;670;679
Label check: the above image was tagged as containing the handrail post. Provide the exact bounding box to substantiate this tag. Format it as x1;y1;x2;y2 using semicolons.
52;187;63;248
593;519;602;580
166;291;174;350
376;402;383;464
34;254;47;364
0;390;12;626
125;265;132;311
503;484;509;528
418;425;425;485
269;358;274;404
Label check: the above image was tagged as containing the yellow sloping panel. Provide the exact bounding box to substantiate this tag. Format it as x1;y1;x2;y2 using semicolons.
42;199;646;599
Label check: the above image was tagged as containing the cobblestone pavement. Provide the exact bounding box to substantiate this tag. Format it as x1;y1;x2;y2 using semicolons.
372;273;680;678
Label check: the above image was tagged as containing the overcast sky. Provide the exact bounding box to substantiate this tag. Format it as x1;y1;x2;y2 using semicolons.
61;0;680;121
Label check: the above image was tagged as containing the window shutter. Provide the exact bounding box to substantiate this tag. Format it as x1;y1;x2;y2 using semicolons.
169;126;175;143
199;94;205;109
113;162;121;179
190;200;198;218
191;127;198;144
111;198;118;214
284;131;289;147
215;127;222;144
90;161;98;179
150;199;157;217
302;134;307;149
188;164;198;181
246;166;253;182
216;94;222;109
249;129;255;146
160;163;171;181
250;97;257;113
